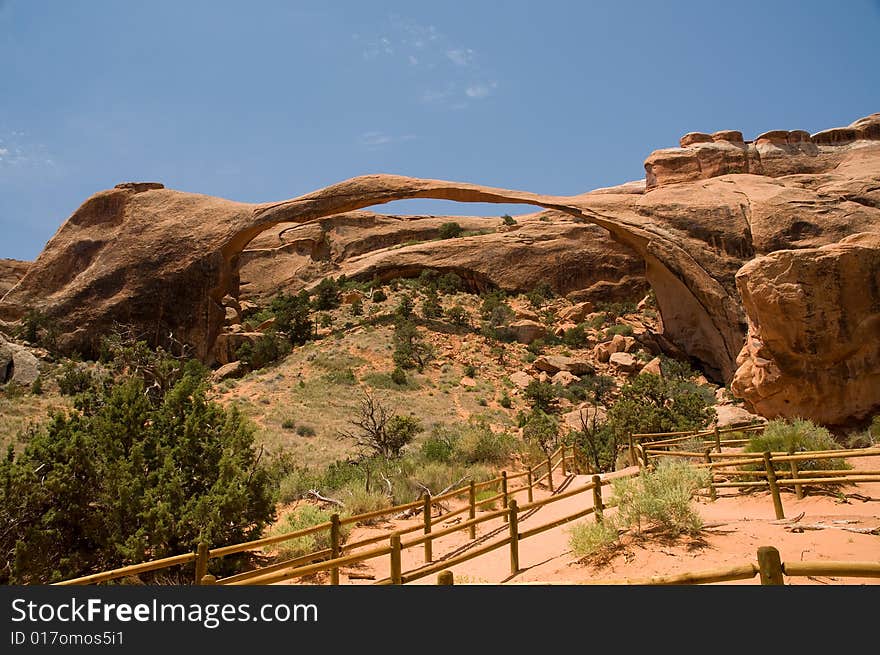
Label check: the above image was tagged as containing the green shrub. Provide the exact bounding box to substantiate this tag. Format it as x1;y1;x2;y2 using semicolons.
281;418;296;430
438;222;462;239
463;363;477;378
421;289;443;319
277;467;321;503
522;410;559;455
455;419;516;465
445;303;469;326
312;277;341;311
392;320;433;371
267;506;348;561
499;393;512;409
501;214;517;226
605;324;634;338
568;520;620;558
562;323;589;348
270;290;314;346
437;273;464;295
296;424;316;437
236;334;292;370
336;483;390;517
744;419;849;472
606;374;715;439
612;461;709;537
55;362;95;396
395;294;414;318
420;427;459;463
30;376;43;395
1;357;275;583
372;289;387;303
523;380;559;413
474;489;499;511
390;367;407;385
596;301;637;320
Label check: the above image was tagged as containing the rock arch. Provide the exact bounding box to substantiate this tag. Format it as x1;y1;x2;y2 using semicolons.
0;174;744;380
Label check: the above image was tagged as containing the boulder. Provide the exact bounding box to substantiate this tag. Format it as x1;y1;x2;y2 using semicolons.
460;376;477;388
212;361;245;382
343;291;363;305
533;355;572;374
514;308;540;322
0;335;40;385
559;301;594;323
714;404;767;429
554;322;577;337
551;371;578;387
609;351;641;374
563;404;607;431
508;320;547;345
224;306;241;326
567;359;594;376
641;357;663;376
508;371;533;390
732;233;880;425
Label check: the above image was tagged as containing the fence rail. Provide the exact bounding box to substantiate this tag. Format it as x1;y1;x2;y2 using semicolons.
437;546;880;585
55;444;572;586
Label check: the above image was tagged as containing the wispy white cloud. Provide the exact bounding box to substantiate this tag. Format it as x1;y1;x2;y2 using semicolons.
465;81;498;99
358;131;416;149
0;131;56;169
354;16;499;110
446;48;474;67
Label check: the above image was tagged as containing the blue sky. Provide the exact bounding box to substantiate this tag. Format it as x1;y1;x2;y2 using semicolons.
1;0;879;259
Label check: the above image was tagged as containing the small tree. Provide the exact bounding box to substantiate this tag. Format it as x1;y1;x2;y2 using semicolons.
524;379;559;413
271;290;313;345
312;277;341;311
392;319;433;371
522;410;559;456
438;222;462;239
395;293;414;319
421;288;442;318
501;214;517;226
338;391;423;458
445;303;469;327
350;297;363;316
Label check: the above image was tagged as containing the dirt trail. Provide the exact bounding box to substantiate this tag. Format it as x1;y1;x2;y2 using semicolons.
286;455;880;586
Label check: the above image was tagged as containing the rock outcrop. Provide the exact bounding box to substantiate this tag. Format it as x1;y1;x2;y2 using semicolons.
1;114;878;425
0;259;29;297
731;233;880;425
0;334;40;386
238;211;647;302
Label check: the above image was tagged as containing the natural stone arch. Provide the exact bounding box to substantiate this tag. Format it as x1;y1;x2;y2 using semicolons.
0;174;745;380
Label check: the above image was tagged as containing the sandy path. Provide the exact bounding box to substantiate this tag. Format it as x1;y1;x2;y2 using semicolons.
283;455;880;586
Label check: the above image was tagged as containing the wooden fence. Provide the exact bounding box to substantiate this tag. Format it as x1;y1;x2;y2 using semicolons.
56;443;585;586
435;545;880;585
54;420;880;586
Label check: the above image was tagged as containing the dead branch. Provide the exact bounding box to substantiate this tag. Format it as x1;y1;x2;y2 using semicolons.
307;490;345;508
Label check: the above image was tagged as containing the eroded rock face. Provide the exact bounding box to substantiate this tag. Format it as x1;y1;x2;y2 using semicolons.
0;259;29;297
731;233;880;425
239;210;647;302
644;113;880;189
1;114;879;426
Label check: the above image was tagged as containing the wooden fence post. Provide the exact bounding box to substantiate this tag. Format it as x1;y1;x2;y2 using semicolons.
508;499;520;575
390;533;402;585
757;546;784;585
546;455;555;492
468;481;476;540
571;446;580;475
592;475;604;524
628;433;635;467
527;467;534;503
501;471;509;523
704;449;717;501
763;452;785;520
330;513;341;585
423;493;433;563
195;542;209;585
561;444;567;476
641;443;650;470
788;451;803;500
437;570;454;585
200;574;216;585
